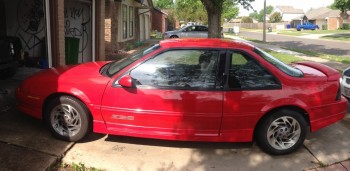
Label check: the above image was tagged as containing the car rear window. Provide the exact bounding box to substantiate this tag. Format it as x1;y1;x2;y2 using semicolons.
254;48;303;77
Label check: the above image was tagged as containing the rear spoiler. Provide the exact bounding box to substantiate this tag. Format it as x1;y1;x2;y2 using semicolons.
295;61;341;81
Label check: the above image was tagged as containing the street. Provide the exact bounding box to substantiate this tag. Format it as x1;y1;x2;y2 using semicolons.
238;31;350;57
0;67;350;171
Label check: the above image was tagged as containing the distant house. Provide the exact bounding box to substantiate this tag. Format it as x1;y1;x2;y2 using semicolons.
105;0;153;57
271;6;304;23
230;18;242;23
293;7;350;30
151;8;169;33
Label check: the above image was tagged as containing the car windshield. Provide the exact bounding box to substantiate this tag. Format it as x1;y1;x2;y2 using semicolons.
106;44;161;76
254;48;303;77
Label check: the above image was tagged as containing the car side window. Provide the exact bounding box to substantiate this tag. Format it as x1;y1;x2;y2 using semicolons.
228;51;280;90
195;26;208;32
130;49;220;90
185;26;195;32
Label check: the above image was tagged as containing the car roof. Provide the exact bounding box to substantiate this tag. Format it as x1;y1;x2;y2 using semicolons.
184;25;207;27
159;38;255;50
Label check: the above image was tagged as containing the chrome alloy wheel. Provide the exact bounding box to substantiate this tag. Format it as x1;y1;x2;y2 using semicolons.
267;116;301;150
50;104;82;137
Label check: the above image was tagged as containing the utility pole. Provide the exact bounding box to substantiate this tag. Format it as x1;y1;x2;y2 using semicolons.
263;0;266;42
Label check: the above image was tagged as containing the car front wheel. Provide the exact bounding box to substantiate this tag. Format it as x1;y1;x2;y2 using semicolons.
255;109;307;155
46;96;90;142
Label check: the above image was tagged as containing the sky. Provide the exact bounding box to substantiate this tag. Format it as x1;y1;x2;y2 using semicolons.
238;0;335;16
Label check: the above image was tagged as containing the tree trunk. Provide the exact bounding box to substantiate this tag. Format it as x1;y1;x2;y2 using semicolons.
201;0;223;38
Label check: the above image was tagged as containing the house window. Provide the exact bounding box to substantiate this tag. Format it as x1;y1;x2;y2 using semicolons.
129;7;134;37
122;4;128;39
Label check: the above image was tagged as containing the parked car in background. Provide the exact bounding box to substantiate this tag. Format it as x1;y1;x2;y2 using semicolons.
16;39;347;155
341;67;350;98
0;36;22;79
296;22;319;31
163;25;209;39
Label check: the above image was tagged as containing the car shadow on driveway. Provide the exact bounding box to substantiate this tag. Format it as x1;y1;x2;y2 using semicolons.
0;68;74;170
105;134;253;150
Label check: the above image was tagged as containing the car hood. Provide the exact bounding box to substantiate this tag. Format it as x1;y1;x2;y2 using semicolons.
293;61;341;81
35;61;108;78
20;62;110;94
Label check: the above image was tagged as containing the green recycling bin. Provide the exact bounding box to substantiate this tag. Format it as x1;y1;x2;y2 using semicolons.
65;37;80;65
268;27;272;32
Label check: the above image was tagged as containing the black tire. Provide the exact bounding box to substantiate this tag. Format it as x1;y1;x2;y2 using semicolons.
0;67;17;80
45;96;90;142
170;35;178;38
255;109;307;155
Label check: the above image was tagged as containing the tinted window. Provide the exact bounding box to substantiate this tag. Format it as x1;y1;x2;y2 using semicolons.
185;26;195;32
195;26;208;31
228;52;280;90
130;49;220;89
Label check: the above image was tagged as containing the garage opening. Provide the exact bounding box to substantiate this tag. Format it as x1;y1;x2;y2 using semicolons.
3;0;49;69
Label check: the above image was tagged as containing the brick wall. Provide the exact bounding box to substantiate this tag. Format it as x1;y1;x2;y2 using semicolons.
151;10;164;33
105;1;119;58
50;0;65;67
96;0;106;61
328;17;338;30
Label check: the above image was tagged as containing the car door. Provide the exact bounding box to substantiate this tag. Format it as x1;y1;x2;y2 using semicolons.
101;49;225;139
196;26;208;38
221;50;281;140
178;26;192;38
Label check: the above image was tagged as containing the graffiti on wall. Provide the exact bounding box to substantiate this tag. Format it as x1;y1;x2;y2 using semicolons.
15;0;45;58
64;3;91;57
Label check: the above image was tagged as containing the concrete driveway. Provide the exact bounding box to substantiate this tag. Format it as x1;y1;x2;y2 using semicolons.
1;68;350;171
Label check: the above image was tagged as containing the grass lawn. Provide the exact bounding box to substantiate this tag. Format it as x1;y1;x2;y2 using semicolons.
277;29;350;36
264;49;304;64
281;47;350;64
321;33;350;41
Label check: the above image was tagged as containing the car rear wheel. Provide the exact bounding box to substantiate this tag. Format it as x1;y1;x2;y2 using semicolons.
46;96;90;142
255;109;307;155
170;35;178;38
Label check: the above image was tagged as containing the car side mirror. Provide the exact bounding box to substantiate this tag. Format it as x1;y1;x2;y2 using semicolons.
118;75;134;88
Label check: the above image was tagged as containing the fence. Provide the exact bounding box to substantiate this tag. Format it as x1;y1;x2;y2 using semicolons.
223;22;287;30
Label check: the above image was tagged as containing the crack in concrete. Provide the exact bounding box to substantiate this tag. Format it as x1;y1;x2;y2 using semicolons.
303;144;324;170
340;162;349;171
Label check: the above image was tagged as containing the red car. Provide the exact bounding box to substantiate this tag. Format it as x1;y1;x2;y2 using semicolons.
16;39;347;155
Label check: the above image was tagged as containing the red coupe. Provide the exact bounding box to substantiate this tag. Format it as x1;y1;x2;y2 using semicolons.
16;39;347;155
